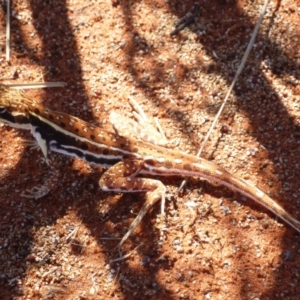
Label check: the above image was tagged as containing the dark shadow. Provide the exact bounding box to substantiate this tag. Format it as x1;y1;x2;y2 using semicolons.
0;0;92;298
108;0;300;298
0;1;175;299
0;0;300;299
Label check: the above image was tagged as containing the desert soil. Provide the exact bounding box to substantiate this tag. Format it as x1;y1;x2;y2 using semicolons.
0;0;300;299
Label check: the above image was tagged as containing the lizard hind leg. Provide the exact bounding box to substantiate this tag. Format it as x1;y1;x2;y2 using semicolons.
99;159;166;246
109;96;167;146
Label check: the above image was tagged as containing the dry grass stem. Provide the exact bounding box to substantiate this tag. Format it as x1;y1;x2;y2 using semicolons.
178;0;270;191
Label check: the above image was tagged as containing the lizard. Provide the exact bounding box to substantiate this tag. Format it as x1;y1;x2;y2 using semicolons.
0;83;300;246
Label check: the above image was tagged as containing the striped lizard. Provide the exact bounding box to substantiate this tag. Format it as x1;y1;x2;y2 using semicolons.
0;84;300;246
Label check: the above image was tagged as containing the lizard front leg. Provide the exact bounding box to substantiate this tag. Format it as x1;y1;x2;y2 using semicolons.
99;159;166;246
21;131;59;199
21;155;60;199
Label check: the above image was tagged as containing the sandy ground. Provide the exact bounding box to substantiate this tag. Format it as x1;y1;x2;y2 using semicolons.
0;0;300;299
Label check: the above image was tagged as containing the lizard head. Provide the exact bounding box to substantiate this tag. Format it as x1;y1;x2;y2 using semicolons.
0;84;33;129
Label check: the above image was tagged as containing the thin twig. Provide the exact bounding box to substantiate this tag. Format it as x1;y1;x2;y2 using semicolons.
154;117;167;140
6;82;66;89
178;0;269;191
110;243;143;263
6;0;10;61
